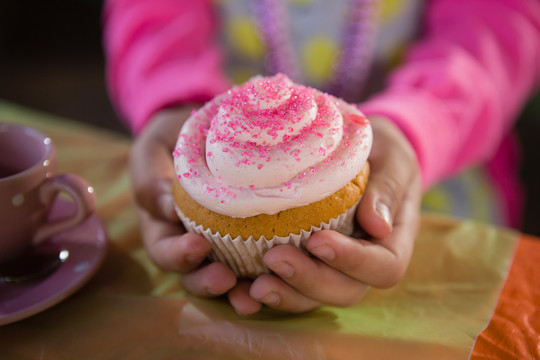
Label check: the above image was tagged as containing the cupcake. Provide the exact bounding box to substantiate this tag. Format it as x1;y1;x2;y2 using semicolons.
172;74;372;278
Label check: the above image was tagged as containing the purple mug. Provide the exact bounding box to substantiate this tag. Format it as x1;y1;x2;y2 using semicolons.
0;123;96;264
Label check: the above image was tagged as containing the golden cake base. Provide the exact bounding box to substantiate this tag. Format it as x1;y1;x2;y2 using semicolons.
172;162;369;240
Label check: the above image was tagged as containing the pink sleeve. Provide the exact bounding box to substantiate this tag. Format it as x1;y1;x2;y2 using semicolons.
103;0;231;134
359;0;540;189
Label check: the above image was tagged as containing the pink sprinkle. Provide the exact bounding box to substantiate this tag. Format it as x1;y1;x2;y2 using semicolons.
207;151;213;157
250;185;255;190
183;172;191;178
310;167;317;174
267;129;278;139
348;113;369;126
257;164;263;170
223;148;229;153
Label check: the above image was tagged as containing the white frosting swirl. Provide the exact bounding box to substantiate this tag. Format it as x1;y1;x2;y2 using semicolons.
174;74;372;218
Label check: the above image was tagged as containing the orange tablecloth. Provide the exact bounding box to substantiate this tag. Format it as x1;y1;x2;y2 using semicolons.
471;234;540;359
0;101;539;359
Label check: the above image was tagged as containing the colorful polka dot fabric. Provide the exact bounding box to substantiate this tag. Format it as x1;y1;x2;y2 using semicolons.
216;0;422;96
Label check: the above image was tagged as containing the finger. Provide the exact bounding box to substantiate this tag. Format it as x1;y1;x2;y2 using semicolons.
138;209;212;273
228;281;262;316
130;107;196;221
250;273;321;313
181;261;237;297
262;245;370;307
308;176;421;288
358;118;419;239
134;177;179;222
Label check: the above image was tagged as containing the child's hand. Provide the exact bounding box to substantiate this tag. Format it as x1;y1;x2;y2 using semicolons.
132;110;420;315
130;106;259;310
229;117;422;313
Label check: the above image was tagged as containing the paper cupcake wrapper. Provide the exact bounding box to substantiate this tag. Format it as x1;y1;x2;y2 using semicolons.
175;201;359;278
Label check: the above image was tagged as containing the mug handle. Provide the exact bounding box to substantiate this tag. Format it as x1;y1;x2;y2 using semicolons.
33;174;96;244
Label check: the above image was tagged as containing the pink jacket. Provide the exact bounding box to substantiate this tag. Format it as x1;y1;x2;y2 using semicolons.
103;0;540;224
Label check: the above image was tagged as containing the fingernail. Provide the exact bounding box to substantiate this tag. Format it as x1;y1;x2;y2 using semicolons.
185;253;207;265
309;245;335;262
158;193;177;220
206;286;223;296
268;261;295;279
376;202;393;231
260;292;280;306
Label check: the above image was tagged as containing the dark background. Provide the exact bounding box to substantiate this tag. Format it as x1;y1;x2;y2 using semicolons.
0;0;122;133
1;0;539;235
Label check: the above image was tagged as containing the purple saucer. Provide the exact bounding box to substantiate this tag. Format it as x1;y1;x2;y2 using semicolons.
0;199;107;325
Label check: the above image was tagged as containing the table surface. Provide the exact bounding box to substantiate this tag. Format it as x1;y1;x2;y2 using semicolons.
0;101;539;360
